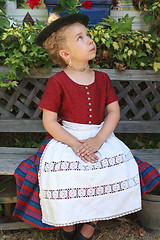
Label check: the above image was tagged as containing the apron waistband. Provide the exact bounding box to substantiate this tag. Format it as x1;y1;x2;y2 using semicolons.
62;120;104;131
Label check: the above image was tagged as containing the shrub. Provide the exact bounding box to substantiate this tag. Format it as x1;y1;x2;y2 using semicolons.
89;14;160;71
0;14;159;88
138;0;160;36
0;19;55;88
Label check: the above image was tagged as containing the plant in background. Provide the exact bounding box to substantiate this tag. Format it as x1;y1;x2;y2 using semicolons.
0;21;55;88
0;9;10;32
26;0;91;14
0;14;159;89
0;0;6;11
135;0;160;36
54;0;91;14
26;0;43;9
89;14;160;72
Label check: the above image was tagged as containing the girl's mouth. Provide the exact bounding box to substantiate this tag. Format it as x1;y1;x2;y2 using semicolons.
90;47;96;52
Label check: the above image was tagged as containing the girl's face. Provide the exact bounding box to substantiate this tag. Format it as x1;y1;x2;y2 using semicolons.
61;23;96;66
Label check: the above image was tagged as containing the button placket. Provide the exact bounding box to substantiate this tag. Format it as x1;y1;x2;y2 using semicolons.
84;86;92;124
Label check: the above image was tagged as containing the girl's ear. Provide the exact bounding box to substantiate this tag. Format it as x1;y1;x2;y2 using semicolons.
59;50;70;61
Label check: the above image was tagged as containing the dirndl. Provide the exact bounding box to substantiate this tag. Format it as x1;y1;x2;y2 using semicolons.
13;121;160;229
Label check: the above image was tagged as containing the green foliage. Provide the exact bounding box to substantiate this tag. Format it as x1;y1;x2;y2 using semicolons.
0;9;10;31
116;133;160;149
138;0;160;36
0;0;6;11
0;14;159;88
0;19;55;88
0;132;46;148
89;14;160;72
52;0;82;14
0;132;159;149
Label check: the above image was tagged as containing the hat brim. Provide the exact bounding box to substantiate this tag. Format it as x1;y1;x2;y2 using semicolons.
36;13;89;46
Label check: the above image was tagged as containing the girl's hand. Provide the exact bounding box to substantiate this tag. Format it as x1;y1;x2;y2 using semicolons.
77;136;103;157
71;141;98;163
80;152;99;164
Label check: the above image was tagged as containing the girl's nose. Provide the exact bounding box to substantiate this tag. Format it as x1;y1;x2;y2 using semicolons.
88;37;93;45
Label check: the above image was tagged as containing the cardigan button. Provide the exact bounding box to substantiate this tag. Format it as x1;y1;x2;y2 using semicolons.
88;103;91;106
88;97;91;100
88;121;92;124
86;92;90;95
89;115;92;118
85;86;88;89
89;108;92;111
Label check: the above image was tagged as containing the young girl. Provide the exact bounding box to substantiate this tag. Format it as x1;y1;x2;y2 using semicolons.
13;13;160;240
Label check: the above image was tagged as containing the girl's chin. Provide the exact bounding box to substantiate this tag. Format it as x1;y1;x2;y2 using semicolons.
89;55;96;60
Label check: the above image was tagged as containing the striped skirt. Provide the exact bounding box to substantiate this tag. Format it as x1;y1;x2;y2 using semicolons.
13;123;160;229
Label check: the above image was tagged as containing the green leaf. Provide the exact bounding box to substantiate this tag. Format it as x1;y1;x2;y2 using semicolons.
0;52;5;57
22;45;27;52
0;9;6;16
137;51;147;57
0;204;3;211
143;14;153;25
58;0;68;8
19;96;26;103
2;32;8;40
122;14;135;25
153;62;160;72
52;5;65;13
27;35;35;44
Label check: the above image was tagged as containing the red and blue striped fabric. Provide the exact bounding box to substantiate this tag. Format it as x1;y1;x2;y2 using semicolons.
13;135;160;229
135;156;160;197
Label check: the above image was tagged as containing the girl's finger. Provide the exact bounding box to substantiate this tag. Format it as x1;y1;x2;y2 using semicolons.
88;153;98;161
80;146;93;156
77;144;90;155
82;153;98;163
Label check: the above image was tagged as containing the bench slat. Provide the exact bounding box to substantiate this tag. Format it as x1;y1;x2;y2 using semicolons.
0;119;45;132
0;222;35;230
0;147;37;175
115;121;160;133
0;147;159;175
1;67;159;81
0;119;160;133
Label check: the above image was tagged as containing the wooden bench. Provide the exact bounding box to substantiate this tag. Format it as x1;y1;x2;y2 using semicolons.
0;67;160;230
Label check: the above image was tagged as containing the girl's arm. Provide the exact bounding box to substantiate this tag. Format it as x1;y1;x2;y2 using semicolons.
77;101;120;156
43;109;78;148
42;109;98;163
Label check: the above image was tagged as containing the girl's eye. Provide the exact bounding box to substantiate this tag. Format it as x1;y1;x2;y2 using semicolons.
87;33;91;38
78;36;82;40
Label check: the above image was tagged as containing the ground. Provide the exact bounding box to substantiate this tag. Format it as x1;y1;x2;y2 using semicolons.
0;214;160;240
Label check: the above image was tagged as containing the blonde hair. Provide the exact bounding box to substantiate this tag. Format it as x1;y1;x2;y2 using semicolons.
43;24;72;68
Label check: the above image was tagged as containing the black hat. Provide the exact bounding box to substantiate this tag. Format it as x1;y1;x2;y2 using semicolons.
36;13;89;46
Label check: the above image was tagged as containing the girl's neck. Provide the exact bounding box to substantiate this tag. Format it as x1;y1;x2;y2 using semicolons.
64;68;95;86
67;65;90;72
67;61;89;72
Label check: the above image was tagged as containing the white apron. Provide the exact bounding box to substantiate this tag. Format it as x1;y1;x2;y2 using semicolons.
39;121;141;226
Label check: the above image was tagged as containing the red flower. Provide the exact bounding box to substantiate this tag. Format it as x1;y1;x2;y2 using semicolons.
81;0;91;10
26;0;41;9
